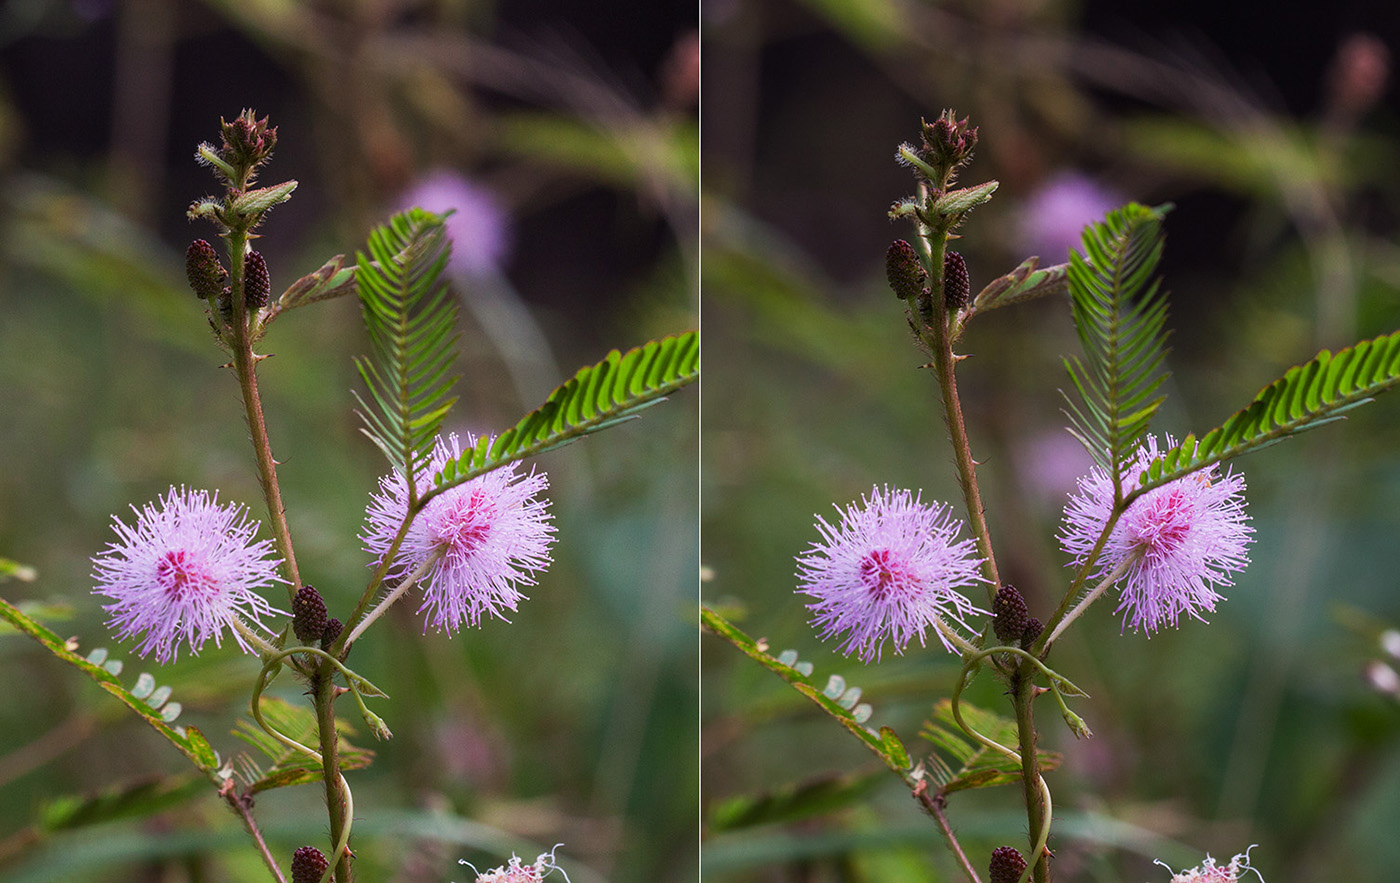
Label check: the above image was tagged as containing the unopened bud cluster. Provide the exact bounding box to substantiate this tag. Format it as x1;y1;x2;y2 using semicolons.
185;240;227;301
886;240;927;301
988;845;1027;883
188;109;297;234
992;585;1042;648
943;251;969;310
921;110;978;169
292;585;328;645
291;845;329;883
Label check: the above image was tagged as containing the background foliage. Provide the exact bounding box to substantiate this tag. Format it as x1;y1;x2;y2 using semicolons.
702;2;1400;882
0;2;696;881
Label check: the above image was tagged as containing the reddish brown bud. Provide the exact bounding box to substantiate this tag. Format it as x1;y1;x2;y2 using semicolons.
1021;617;1044;648
886;239;927;300
989;845;1028;883
291;845;329;883
185;240;227;300
921;110;978;167
321;617;343;650
292;585;327;644
944;251;970;310
245;250;270;310
992;584;1028;645
221;109;277;169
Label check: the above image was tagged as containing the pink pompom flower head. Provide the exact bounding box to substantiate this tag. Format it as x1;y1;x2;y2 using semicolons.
91;487;285;663
362;432;555;633
796;486;986;662
1059;435;1253;633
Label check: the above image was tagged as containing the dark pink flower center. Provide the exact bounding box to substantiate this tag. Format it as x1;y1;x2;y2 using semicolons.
858;548;916;601
435;488;494;555
1131;487;1192;559
155;549;216;600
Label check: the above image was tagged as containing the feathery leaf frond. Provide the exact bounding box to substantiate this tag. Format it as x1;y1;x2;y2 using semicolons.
700;604;911;774
1062;203;1172;498
920;699;1061;794
353;209;458;497
428;330;699;497
1132;329;1400;500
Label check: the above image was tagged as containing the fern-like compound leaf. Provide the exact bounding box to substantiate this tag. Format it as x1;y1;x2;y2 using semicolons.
1063;203;1172;497
0;597;221;775
700;604;911;774
429;330;699;495
920;699;1062;795
353;208;459;499
1132;329;1400;500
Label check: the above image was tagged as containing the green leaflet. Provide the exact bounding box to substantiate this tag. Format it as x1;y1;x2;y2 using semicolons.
919;699;1061;795
700;605;911;774
0;597;221;776
353;208;459;494
1134;329;1400;498
430;330;699;493
1063;203;1173;492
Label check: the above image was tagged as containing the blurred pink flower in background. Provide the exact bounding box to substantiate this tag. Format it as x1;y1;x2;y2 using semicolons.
461;846;567;883
397;169;511;276
1155;847;1264;882
1018;171;1124;263
1016;430;1096;512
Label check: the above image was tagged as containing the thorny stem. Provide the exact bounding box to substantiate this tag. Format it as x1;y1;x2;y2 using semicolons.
1013;675;1050;883
220;780;289;883
313;660;352;882
916;784;981;883
912;196;1001;602
950;649;1054;883
227;224;301;602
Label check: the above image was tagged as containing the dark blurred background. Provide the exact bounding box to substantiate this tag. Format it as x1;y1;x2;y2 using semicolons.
702;1;1400;881
0;1;696;881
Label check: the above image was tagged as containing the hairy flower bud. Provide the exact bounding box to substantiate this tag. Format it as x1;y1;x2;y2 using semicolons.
221;109;277;171
992;584;1028;645
988;845;1028;883
244;250;271;310
886;239;927;301
922;110;978;167
185;240;227;300
291;845;329;883
292;585;328;645
944;251;970;310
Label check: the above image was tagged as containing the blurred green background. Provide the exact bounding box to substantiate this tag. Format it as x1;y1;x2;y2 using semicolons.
0;1;696;882
701;2;1400;882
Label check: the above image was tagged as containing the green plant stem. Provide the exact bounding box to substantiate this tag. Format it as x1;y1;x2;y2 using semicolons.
313;661;351;882
1012;672;1049;883
1040;553;1136;649
1033;506;1128;655
227;226;301;602
341;551;442;648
